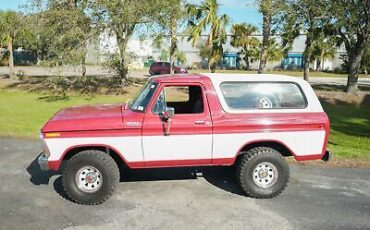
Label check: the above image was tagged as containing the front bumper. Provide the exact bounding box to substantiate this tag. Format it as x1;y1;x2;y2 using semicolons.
38;154;49;171
321;151;331;162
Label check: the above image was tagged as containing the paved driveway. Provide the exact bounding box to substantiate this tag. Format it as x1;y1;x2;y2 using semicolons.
0;138;369;230
309;77;370;91
1;66;370;88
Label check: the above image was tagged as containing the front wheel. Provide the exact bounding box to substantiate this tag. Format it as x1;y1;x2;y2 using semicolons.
62;150;119;205
236;147;289;198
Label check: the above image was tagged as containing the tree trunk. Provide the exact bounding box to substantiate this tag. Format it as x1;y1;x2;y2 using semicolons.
245;57;250;70
116;38;129;84
81;59;86;77
321;59;324;71
244;49;250;70
303;56;310;81
303;34;312;81
258;7;271;74
210;62;216;73
169;16;177;75
36;45;42;65
8;37;15;79
346;54;362;93
115;25;134;85
316;59;322;71
346;38;368;93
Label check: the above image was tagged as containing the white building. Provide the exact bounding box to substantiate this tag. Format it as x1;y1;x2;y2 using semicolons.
86;31;153;69
87;33;346;71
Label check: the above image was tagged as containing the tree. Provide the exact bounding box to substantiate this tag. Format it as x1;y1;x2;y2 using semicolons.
22;0;55;64
186;0;230;72
197;42;212;65
311;37;336;71
258;0;275;74
0;11;24;79
88;0;166;83
266;38;284;63
175;50;186;65
160;49;169;61
329;0;370;92
276;0;330;81
42;0;92;76
153;0;187;73
155;0;185;74
230;23;259;70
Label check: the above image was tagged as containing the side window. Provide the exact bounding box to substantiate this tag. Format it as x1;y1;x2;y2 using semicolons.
220;82;307;110
152;85;204;114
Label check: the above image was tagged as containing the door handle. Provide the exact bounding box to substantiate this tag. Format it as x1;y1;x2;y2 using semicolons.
195;120;206;125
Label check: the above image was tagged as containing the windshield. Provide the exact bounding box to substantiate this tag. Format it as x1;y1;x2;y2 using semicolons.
129;80;158;112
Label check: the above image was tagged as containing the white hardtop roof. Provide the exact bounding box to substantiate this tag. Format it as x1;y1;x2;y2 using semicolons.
201;73;323;113
202;73;306;84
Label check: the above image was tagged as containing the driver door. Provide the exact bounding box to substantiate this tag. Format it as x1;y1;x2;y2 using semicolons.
142;83;213;167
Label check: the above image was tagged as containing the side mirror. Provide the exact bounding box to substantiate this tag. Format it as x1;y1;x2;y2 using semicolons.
161;106;175;136
161;106;175;120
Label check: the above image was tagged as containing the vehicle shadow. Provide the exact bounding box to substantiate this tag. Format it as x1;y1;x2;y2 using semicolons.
202;166;245;196
26;155;72;201
53;176;73;202
26;154;60;185
121;167;199;182
122;166;245;196
27;155;245;201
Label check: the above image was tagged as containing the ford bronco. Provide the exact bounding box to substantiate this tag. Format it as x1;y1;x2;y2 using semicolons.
38;74;330;205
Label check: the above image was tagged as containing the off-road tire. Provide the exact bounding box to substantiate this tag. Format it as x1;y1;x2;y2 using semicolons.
236;147;289;198
62;150;119;205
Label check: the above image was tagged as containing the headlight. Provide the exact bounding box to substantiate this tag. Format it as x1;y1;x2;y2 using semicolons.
39;133;50;157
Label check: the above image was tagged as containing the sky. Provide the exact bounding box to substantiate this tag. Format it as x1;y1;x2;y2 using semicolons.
0;0;26;11
0;0;263;28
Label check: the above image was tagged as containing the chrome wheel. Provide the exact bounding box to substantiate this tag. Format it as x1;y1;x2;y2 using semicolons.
75;166;103;193
252;162;278;188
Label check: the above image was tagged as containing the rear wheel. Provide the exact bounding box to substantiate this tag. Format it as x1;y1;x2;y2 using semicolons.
62;150;119;205
236;147;289;198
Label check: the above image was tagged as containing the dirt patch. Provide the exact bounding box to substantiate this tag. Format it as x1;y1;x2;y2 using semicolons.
288;156;370;169
316;90;370;108
0;76;17;88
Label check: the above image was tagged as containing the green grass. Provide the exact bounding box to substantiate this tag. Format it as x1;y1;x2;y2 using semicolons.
322;100;370;159
0;87;368;159
0;89;127;138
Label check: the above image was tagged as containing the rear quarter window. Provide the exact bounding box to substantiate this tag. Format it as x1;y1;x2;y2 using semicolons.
220;82;307;110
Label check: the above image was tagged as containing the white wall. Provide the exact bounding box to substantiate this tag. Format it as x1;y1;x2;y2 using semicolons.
88;32;345;71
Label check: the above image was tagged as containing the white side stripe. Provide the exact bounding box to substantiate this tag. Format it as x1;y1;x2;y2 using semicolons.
45;130;325;162
45;136;143;162
213;130;325;158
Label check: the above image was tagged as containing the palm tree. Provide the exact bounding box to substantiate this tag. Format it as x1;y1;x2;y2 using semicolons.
186;0;230;72
158;0;184;74
258;0;273;74
311;38;336;71
266;38;284;62
231;23;259;70
175;50;187;65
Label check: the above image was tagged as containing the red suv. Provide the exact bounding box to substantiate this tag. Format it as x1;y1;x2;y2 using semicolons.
149;62;188;75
